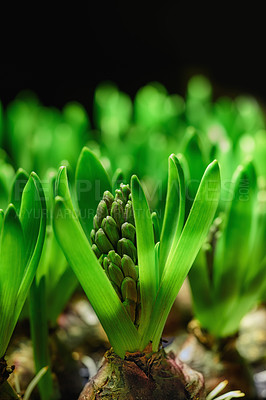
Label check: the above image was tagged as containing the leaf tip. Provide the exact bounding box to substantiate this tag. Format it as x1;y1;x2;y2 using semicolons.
16;167;29;179
207;159;220;177
130;174;141;191
5;203;20;223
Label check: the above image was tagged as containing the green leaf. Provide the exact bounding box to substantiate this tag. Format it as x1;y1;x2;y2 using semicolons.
131;175;157;337
9;168;29;213
154;242;160;276
75;147;111;240
47;266;78;325
19;175;42;261
29;277;55;400
0;209;3;231
151;211;160;244
188;246;213;329
53;196;139;357
159;154;185;274
0;176;8;210
0;205;25;356
55;166;75;214
146;160;220;350
14;173;46;325
213;162;257;300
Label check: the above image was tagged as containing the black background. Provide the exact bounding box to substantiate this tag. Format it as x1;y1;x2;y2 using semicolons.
1;2;266;119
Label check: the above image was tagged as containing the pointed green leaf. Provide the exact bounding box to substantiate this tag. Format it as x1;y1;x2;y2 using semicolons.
14;173;46;324
214;161;257;299
75;147;111;240
131;175;156;337
188;247;213;330
29;277;54;400
0;175;9;210
145;160;220;350
55;166;75;213
19;175;42;261
0;205;25;293
159;154;185;274
53;196;139;357
9;168;29;212
0;209;3;231
154;242;160;276
0;205;25;356
47;266;78;325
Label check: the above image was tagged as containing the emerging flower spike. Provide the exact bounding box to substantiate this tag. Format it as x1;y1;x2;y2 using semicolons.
53;147;221;360
91;184;140;325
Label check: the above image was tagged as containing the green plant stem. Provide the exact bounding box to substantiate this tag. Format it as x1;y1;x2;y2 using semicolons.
0;381;21;400
29;277;57;400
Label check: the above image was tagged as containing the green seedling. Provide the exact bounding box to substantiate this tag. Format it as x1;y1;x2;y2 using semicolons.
53;147;220;397
0;172;46;399
22;169;76;400
1;169;63;400
35;169;78;326
189;160;266;338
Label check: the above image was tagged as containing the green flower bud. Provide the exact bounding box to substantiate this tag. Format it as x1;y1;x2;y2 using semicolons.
93;215;100;231
95;228;113;254
107;250;121;267
125;200;135;225
121;277;138;303
111;199;124;228
108;262;124;287
121;184;131;202
101;216;120;247
117;238;137;264
90;229;96;243
115;188;124;203
103;256;110;276
121;255;138;280
92;243;101;258
91;182;140;325
103;191;114;212
96;200;108;225
121;222;136;244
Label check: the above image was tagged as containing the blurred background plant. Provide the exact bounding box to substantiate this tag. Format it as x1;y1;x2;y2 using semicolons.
174;159;266;398
2;75;265;213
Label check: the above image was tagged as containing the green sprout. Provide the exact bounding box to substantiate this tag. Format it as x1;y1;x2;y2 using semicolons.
34;169;78;326
53;147;220;360
0;172;46;398
28;169;77;400
21;169;76;400
1;167;77;400
189;160;266;338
